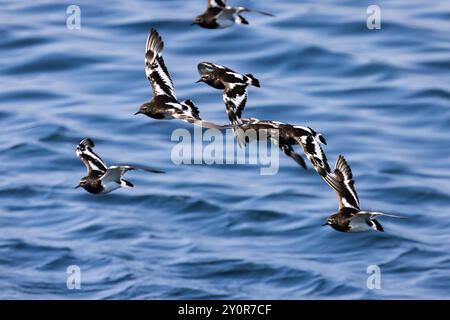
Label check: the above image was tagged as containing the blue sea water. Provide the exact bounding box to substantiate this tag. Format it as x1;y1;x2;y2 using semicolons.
1;0;450;299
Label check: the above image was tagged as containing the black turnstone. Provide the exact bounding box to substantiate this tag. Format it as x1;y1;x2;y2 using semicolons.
238;118;328;171
75;138;163;195
192;0;274;29
196;62;260;144
135;29;220;129
320;155;401;232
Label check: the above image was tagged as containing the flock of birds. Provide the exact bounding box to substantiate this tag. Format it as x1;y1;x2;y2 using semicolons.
75;0;402;233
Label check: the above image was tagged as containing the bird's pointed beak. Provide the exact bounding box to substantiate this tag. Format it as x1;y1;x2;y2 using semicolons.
321;222;328;227
195;79;202;83
134;111;141;115
191;22;196;26
74;184;81;189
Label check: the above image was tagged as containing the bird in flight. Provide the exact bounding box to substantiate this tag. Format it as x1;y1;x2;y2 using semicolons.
320;155;402;232
192;0;274;29
75;138;163;194
135;28;221;129
237;118;328;171
196;62;260;145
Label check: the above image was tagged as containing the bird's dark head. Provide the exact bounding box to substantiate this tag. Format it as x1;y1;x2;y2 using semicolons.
191;15;206;27
196;62;225;88
195;73;210;84
75;176;101;194
322;213;339;229
75;177;89;190
135;102;152;116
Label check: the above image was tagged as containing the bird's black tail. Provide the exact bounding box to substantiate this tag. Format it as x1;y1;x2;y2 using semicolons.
235;14;249;25
372;219;384;232
120;179;134;188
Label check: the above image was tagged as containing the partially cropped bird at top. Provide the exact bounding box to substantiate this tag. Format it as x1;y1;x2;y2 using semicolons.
192;0;274;29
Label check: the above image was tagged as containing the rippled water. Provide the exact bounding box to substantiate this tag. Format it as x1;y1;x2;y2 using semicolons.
1;0;450;299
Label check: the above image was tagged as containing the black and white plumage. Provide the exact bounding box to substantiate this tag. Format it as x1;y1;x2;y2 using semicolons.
238;118;328;170
135;29;221;129
197;62;260;144
192;0;274;29
75;138;163;195
295;132;330;176
320;155;402;232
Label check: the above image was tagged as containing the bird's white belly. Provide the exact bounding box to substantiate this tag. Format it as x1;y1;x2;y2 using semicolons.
348;220;376;232
217;12;236;28
100;180;121;194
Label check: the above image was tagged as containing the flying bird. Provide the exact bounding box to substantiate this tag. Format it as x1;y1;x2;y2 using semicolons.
192;0;274;29
196;62;260;145
75;138;163;194
135;28;221;129
320;155;402;232
238;118;328;170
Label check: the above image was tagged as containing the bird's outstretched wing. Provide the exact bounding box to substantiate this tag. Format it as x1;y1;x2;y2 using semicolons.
164;99;200;125
223;84;247;126
170;114;221;129
164;100;223;129
145;28;176;99
197;62;259;129
236;119;308;168
198;62;260;88
235;7;274;17
167;99;200;119
296;135;330;175
321;155;361;210
355;211;404;219
100;166;134;183
237;117;276;145
278;143;306;169
76;138;107;175
292;125;327;145
251;120;307;169
101;165;164;183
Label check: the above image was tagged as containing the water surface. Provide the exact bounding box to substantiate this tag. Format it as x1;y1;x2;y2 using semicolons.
0;0;450;299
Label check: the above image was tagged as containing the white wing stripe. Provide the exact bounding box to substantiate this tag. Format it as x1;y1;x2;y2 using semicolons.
225;92;246;110
76;148;107;172
226;71;244;80
155;63;175;97
341;198;358;210
344;180;359;208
